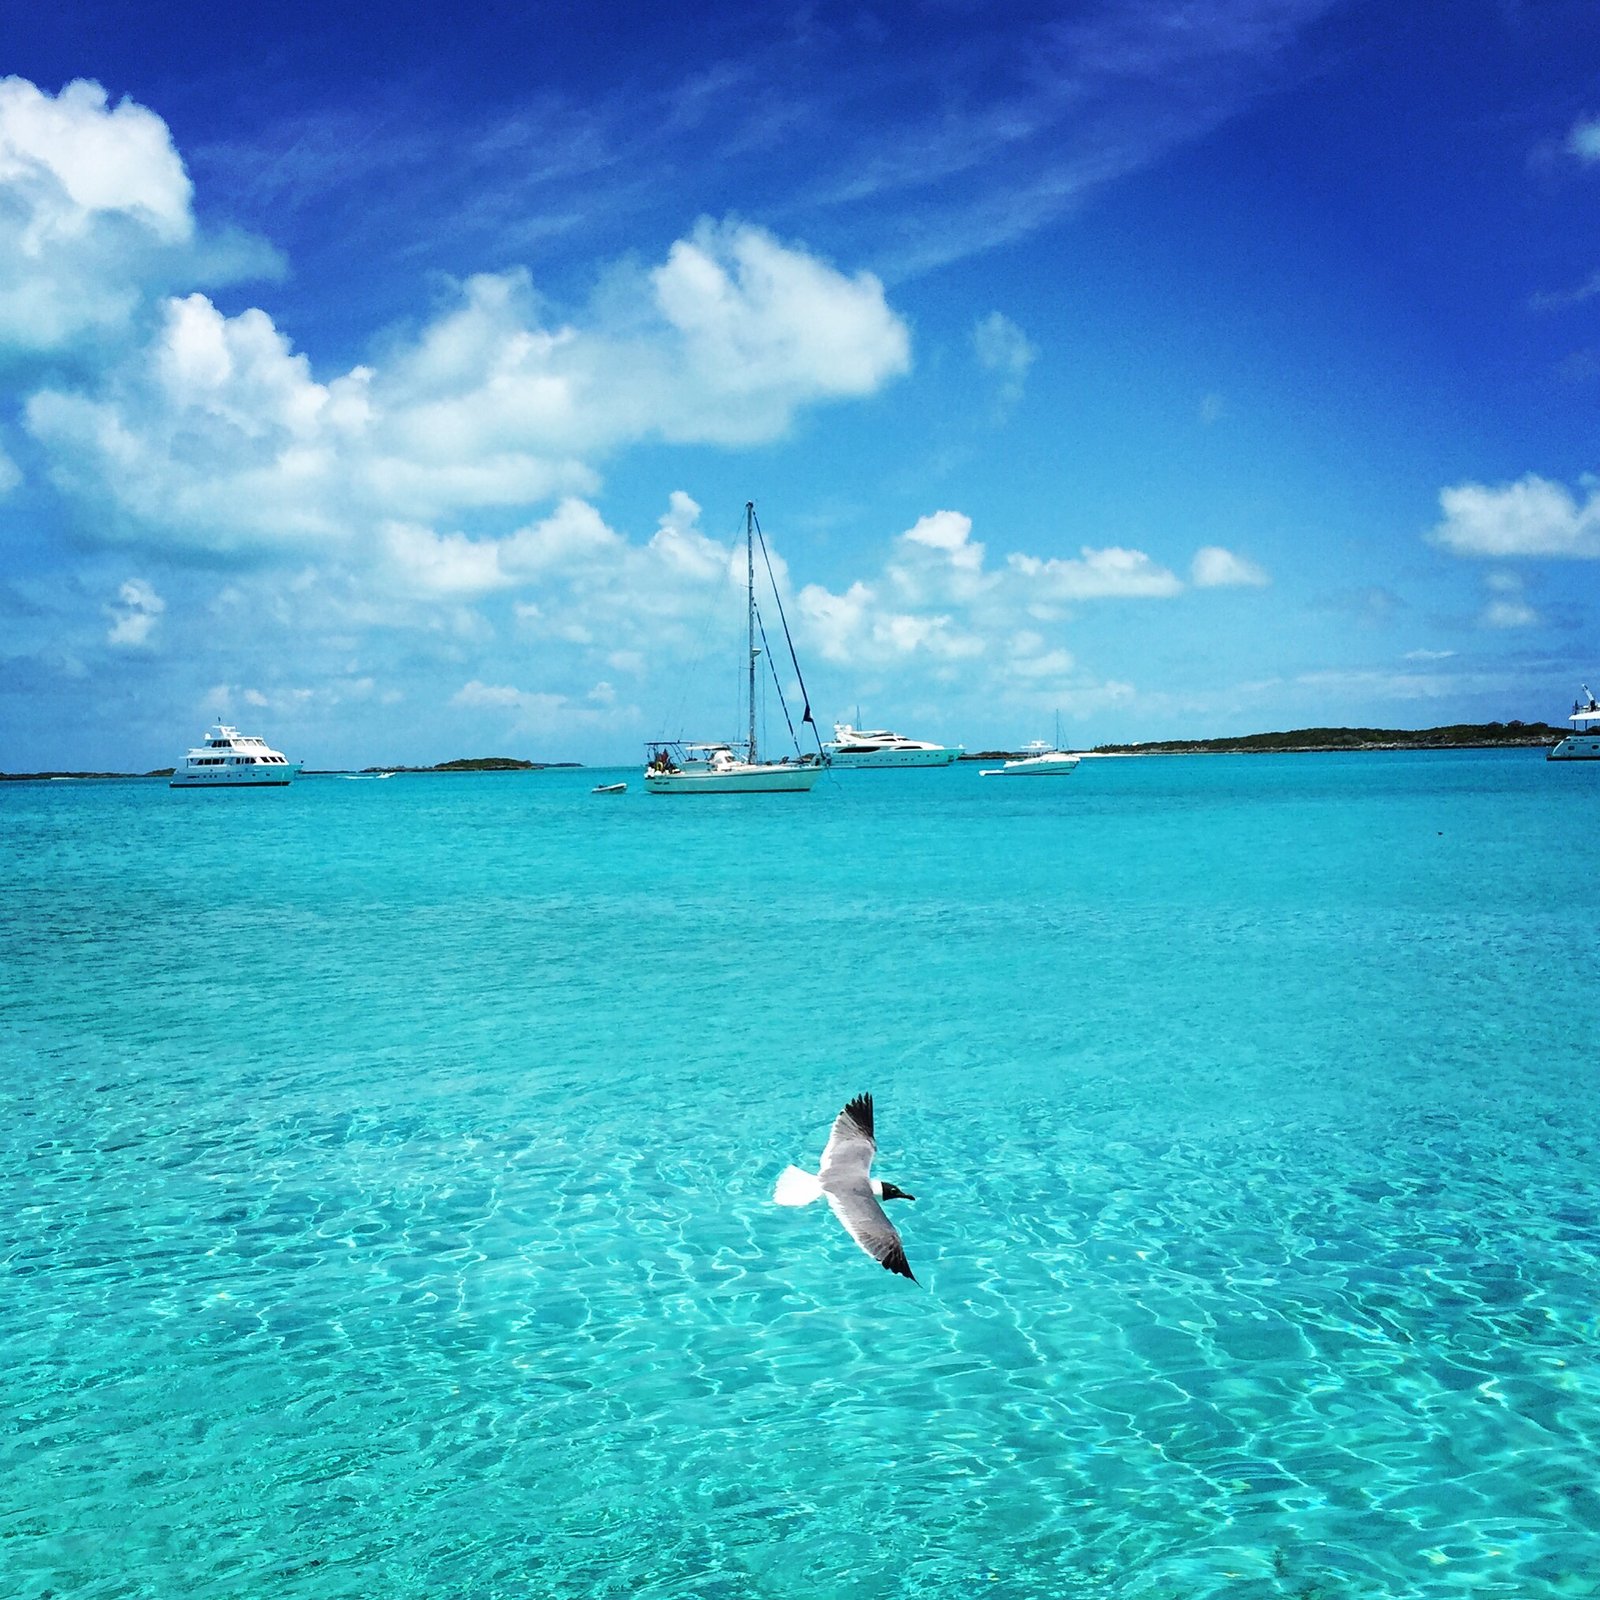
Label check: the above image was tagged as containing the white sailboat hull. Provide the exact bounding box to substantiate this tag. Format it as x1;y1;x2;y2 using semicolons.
645;763;823;793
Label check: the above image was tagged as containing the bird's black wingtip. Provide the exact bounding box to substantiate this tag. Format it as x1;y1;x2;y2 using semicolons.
881;1241;915;1281
843;1091;874;1139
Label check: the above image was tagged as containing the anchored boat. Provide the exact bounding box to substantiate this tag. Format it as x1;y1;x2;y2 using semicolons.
1548;685;1600;761
645;502;826;795
823;724;963;768
170;722;300;788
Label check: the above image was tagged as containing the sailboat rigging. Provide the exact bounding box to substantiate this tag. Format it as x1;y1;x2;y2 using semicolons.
645;502;827;794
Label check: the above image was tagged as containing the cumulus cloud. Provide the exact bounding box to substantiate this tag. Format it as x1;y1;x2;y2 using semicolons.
104;577;164;647
0;77;275;360
796;506;1250;709
799;577;983;668
24;224;910;568
1009;545;1183;599
1190;545;1269;587
897;509;987;586
1430;473;1600;558
651;219;911;437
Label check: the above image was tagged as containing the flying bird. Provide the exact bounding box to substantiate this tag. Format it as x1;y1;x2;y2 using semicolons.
773;1092;917;1280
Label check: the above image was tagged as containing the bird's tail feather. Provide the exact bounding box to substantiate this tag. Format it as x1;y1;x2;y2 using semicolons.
773;1165;823;1206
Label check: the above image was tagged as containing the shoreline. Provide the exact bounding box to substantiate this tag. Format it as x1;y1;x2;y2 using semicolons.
3;722;1568;782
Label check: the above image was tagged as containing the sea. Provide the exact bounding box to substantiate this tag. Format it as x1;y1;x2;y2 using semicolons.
2;750;1598;1600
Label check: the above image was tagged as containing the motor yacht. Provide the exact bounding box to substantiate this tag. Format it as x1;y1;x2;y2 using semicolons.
822;723;963;768
980;740;1081;778
171;723;300;787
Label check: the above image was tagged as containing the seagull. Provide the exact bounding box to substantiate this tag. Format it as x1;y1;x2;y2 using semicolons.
773;1092;917;1280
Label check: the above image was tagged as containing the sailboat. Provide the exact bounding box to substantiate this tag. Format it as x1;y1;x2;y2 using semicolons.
645;502;827;794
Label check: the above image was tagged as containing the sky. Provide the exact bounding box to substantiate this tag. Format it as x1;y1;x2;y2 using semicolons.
3;0;1599;771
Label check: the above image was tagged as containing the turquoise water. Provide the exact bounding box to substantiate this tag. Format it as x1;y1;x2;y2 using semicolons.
3;752;1598;1599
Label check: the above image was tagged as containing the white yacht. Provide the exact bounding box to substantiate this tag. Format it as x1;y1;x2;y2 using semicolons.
645;502;826;795
171;723;300;787
823;723;963;768
1549;685;1600;761
980;739;1082;778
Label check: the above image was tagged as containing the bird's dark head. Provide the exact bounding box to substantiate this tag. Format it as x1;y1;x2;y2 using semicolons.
879;1180;915;1202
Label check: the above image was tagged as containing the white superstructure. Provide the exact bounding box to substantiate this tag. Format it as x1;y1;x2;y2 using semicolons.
171;723;300;787
1549;685;1600;761
823;724;963;768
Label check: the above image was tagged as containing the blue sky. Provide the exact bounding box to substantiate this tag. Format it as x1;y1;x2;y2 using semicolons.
3;0;1599;770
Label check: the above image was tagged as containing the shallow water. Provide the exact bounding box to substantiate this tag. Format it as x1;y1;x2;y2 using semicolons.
3;752;1598;1597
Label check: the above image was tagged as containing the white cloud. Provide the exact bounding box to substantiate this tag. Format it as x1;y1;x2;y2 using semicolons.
1568;116;1600;163
1403;648;1455;662
1190;545;1269;588
105;577;164;647
1430;473;1600;558
1479;570;1537;629
901;509;985;572
0;77;191;239
1009;546;1183;599
797;509;1210;711
24;224;910;569
797;578;983;667
1482;598;1537;628
648;490;730;582
379;523;511;598
502;497;622;576
0;77;275;359
972;311;1036;408
650;219;911;438
452;680;523;708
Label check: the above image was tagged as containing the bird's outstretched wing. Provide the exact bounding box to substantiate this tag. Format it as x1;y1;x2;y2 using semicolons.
817;1092;875;1188
823;1187;915;1279
817;1093;915;1280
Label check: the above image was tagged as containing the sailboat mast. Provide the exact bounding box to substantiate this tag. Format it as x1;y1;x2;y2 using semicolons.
746;500;758;764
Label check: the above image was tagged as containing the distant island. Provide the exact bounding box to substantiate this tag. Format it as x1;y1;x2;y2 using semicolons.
2;725;1568;782
1088;720;1564;755
958;720;1565;760
0;756;578;781
352;757;581;773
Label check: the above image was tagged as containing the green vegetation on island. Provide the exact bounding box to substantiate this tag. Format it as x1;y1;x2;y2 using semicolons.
358;757;580;773
1090;721;1564;755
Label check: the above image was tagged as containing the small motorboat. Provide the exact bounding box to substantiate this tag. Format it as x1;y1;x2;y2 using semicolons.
981;741;1081;777
592;781;628;794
